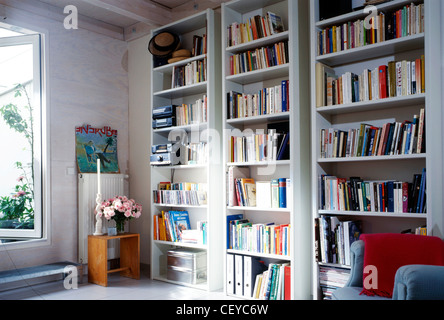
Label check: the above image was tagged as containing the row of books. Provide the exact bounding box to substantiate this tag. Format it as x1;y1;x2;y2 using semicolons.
317;2;425;56
226;12;285;47
320;110;425;159
175;95;208;126
227;254;291;300
316;57;425;108
314;216;361;266
227;174;290;210
227;213;290;255
252;263;290;300
153;210;207;244
229;41;289;76
171;58;207;88
318;266;350;300
153;182;207;206
319;171;427;214
226;80;290;120
192;34;207;57
228;128;290;163
183;142;208;165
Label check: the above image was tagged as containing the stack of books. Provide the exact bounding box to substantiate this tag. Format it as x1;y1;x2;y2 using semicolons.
227;215;290;256
252;262;291;300
153;210;207;245
318;266;350;300
228;128;289;163
172;58;207;88
229;41;289;75
192;34;207;56
227;255;291;300
319;170;427;214
317;2;424;56
153;182;207;206
226;12;285;47
316;56;425;108
320;109;425;159
175;95;208;126
314;216;361;265
226;168;291;209
227;80;289;119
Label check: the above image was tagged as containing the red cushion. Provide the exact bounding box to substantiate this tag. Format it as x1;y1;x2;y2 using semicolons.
360;233;444;298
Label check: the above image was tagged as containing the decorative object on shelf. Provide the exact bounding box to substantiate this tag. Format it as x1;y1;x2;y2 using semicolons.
93;159;104;236
149;31;182;68
168;49;192;64
148;31;181;57
107;227;117;236
100;196;142;234
75;124;119;173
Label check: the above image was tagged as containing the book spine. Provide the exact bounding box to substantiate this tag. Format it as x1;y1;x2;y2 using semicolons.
278;178;287;208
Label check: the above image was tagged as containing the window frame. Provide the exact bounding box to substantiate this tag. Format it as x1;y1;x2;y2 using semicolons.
0;31;44;240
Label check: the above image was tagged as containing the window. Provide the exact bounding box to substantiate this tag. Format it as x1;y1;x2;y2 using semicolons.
0;26;43;240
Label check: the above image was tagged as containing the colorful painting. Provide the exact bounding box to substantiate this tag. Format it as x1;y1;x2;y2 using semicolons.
75;125;120;173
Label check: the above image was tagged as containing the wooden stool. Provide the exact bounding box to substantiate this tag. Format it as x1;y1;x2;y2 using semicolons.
88;233;140;287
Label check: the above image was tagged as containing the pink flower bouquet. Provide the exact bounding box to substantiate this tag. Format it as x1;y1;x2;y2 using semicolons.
99;196;142;233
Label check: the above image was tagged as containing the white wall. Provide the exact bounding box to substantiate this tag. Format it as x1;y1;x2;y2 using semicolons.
0;5;129;271
128;34;151;265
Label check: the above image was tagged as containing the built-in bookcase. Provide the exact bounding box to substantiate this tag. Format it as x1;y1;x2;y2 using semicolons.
222;0;311;300
310;0;443;300
149;9;223;291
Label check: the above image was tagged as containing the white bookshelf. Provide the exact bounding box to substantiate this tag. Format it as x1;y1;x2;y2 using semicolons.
222;0;311;300
149;9;223;292
310;0;442;300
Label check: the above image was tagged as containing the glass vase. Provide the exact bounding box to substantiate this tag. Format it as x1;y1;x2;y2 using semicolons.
115;220;125;234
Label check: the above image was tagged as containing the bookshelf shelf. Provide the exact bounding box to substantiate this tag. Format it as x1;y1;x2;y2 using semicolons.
227;206;291;213
154;204;208;209
222;0;311;300
226;31;289;53
153;240;208;250
152;122;208;134
316;33;424;67
227;112;290;125
227;249;291;261
153;81;208;99
316;93;425;115
226;64;289;85
318;153;426;163
310;0;442;300
150;9;223;292
317;210;427;219
153;54;207;74
227;160;290;167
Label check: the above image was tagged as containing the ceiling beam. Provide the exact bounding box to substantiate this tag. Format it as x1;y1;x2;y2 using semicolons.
80;0;173;27
0;0;124;40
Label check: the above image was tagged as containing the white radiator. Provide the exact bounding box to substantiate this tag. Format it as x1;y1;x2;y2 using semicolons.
78;173;128;264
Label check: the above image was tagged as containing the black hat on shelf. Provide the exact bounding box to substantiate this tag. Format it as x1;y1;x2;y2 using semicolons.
148;32;181;58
